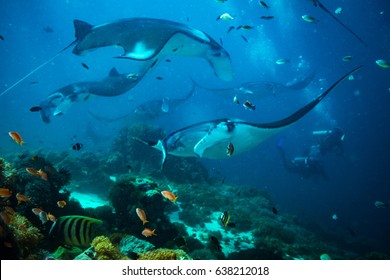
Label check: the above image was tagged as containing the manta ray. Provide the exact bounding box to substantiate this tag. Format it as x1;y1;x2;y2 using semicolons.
88;81;196;123
137;66;361;169
35;67;143;123
72;18;233;81
0;17;232;98
192;72;316;101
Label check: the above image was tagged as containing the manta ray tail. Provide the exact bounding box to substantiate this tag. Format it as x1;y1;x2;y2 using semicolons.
316;1;368;47
0;41;76;98
258;65;363;129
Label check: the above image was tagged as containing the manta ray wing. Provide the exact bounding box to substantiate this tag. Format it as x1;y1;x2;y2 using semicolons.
148;66;362;168
72;18;232;81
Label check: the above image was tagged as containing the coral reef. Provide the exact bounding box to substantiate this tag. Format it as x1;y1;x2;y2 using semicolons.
137;248;192;260
7;212;44;259
109;124;165;174
119;234;156;255
91;235;129;260
51;245;83;260
0;157;17;191
108;176;179;247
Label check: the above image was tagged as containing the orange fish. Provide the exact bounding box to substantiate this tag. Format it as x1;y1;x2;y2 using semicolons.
26;167;39;176
0;211;11;225
16;193;30;204
161;190;178;203
227;142;234;157
142;228;157;237
57;200;66;208
37;169;48;181
136;208;149;225
31;208;48;224
4;206;15;215
47;212;56;222
8;131;24;145
19;224;28;233
0;188;12;198
32;208;43;216
3;241;13;248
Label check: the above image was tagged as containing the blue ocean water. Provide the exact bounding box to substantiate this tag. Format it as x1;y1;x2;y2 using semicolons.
0;0;389;258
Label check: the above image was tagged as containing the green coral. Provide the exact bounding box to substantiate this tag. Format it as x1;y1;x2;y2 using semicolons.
137;248;192;260
91;235;129;260
0;157;17;190
52;246;83;260
9;213;44;259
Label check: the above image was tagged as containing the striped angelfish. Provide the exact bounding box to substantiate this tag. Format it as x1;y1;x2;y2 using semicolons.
49;215;103;247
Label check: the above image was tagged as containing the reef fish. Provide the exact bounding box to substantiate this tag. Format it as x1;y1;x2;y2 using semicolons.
16;193;30;204
32;208;49;224
243;100;256;111
376;59;390;68
57;200;67;208
302;15;319;23
210;236;222;253
226;142;234;157
72;143;83;151
136;208;149;225
220;211;231;227
342;56;353;62
216;13;234;21
161;190;178;203
0;188;12;198
259;1;270;9
260;16;274;20
8;131;24;145
142;228;157;237
137;67;361;169
275;58;290;65
49;215;103;247
71;18;232;81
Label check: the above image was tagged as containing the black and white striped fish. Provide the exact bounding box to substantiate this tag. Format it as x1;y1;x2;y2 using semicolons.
49;215;103;247
220;211;231;227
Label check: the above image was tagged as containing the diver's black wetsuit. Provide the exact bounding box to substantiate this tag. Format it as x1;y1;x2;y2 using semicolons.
319;128;344;156
278;145;328;181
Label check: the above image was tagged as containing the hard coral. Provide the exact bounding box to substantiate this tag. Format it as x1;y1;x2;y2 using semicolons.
0;157;17;190
137;248;192;260
9;212;44;259
91;235;129;260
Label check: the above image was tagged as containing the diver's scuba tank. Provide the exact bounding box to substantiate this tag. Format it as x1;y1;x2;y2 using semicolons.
312;130;332;136
292;157;308;166
312;129;345;141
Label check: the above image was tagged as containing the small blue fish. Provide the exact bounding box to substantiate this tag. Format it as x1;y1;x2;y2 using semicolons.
376;59;390;68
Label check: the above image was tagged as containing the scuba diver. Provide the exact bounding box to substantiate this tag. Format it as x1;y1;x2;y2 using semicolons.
312;128;345;156
277;142;329;181
277;128;345;180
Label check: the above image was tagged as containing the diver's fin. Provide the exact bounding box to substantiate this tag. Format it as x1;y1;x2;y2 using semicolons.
315;0;368;47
